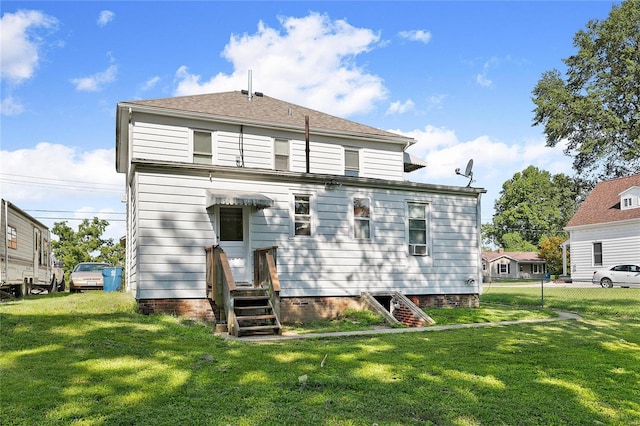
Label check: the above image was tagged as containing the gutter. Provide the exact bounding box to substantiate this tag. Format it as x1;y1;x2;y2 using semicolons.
129;159;486;197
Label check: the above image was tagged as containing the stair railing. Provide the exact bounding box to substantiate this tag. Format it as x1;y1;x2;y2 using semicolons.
254;246;281;320
205;245;238;335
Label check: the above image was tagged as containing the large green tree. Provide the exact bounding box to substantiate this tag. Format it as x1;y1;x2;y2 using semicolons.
532;0;640;184
485;166;582;248
51;218;124;276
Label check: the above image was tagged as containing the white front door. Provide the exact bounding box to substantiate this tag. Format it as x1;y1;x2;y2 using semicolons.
217;206;250;283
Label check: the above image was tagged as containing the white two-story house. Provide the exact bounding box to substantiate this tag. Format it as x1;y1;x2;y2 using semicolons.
564;174;640;281
115;90;485;326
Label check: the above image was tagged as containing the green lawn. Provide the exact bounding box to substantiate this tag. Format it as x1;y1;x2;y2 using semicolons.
1;291;639;425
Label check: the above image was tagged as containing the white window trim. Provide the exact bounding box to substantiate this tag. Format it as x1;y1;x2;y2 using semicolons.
406;201;431;256
592;241;603;267
189;129;216;165
352;195;373;240
273;138;290;171
498;263;509;274
291;193;314;238
344;147;361;177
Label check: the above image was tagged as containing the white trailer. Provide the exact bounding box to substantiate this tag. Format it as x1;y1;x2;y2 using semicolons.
1;199;62;297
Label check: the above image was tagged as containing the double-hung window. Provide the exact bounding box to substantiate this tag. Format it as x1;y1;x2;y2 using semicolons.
274;139;289;171
7;225;17;249
408;202;428;256
294;195;311;236
193;130;213;164
498;263;509;274
593;242;603;266
353;197;371;239
344;148;360;177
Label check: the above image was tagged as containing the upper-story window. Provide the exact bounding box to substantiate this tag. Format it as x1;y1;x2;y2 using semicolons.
623;197;632;208
7;225;17;249
294;195;311;236
344;148;360;177
274;139;289;171
353;197;371;239
408;202;429;256
193;130;213;164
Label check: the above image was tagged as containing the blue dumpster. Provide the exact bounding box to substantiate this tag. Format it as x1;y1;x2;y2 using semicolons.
102;267;123;292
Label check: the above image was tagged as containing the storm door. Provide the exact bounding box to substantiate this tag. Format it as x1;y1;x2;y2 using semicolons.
217;206;250;283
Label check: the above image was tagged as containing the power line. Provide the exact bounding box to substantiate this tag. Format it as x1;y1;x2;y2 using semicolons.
0;173;122;189
25;209;125;215
31;217;126;222
0;173;123;193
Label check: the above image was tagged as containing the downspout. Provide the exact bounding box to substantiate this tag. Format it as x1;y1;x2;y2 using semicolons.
305;115;310;173
3;200;8;285
476;193;483;295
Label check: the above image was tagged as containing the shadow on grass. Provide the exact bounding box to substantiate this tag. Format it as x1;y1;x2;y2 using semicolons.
1;293;639;425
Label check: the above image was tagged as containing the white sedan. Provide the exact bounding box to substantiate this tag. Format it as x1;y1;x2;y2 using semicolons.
592;264;640;288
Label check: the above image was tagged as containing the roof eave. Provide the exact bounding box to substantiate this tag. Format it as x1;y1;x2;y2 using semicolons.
118;102;415;146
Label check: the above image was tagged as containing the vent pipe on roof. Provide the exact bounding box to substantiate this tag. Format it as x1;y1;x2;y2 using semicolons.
247;70;253;101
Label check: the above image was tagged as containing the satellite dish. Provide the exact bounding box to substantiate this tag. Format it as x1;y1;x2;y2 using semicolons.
464;159;473;177
455;159;475;187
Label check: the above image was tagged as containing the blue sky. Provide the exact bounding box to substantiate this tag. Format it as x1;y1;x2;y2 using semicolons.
1;1;617;242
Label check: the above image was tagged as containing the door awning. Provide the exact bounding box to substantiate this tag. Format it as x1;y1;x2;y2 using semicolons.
404;152;428;172
205;189;274;209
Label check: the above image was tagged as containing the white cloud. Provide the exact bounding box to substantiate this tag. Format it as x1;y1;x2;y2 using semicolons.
427;94;447;110
398;29;431;44
386;99;415;115
97;10;115;27
71;64;118;91
0;10;58;83
0;142;125;241
174;12;386;117
1;95;25;116
141;76;161;91
393;125;574;222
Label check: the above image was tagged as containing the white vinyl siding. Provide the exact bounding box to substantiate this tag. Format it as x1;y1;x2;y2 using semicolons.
132;120;190;163
567;222;640;281
130;114;406;180
361;149;404;180
128;171;481;300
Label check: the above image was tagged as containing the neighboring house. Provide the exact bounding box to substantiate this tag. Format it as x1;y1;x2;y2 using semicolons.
564;174;640;282
115;90;486;326
482;250;547;281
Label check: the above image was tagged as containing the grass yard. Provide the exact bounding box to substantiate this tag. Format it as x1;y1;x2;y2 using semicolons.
1;291;639;425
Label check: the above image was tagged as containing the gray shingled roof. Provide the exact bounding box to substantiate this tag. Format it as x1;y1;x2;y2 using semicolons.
123;91;413;142
566;174;640;228
482;251;543;262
